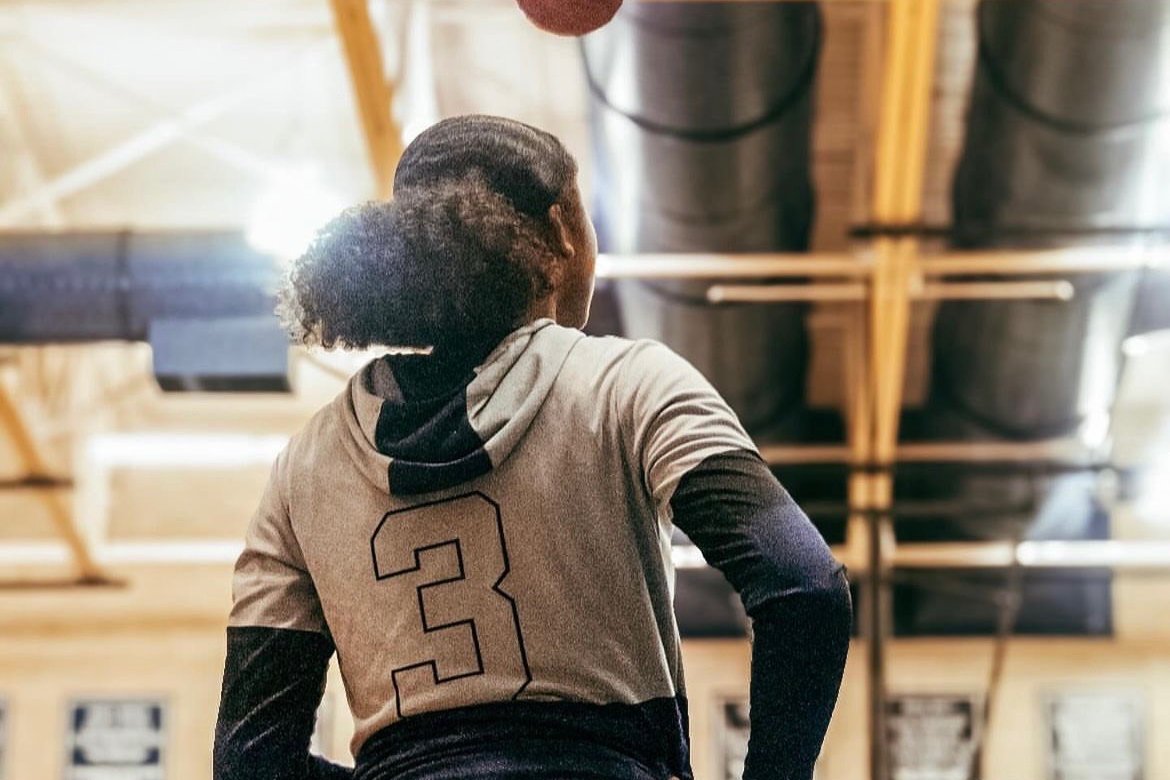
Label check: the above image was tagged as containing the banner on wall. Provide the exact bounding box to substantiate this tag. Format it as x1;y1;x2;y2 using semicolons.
65;699;166;780
716;698;750;780
886;694;981;780
1046;690;1145;780
714;697;820;780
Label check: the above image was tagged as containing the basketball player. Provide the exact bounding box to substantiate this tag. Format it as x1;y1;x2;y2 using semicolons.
213;115;852;780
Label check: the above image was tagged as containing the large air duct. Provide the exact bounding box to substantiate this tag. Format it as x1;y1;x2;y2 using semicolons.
1130;267;1170;337
906;0;1170;571
889;1;1170;637
0;232;288;391
934;0;1170;440
583;2;821;436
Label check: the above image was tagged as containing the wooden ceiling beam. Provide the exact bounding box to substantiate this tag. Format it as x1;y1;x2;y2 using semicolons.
329;0;402;200
858;1;942;778
0;384;107;583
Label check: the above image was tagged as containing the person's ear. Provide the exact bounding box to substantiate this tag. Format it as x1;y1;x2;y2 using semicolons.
547;203;576;259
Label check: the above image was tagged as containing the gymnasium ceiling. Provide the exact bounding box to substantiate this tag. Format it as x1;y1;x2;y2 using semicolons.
0;0;890;242
0;0;588;231
0;0;956;400
1;0;1169;591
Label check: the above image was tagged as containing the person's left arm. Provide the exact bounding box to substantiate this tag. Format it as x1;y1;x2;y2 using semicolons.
213;448;351;780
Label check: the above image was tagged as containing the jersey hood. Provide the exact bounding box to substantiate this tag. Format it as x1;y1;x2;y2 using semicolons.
336;318;583;496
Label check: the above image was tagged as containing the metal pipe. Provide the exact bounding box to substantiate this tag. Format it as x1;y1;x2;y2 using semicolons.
703;279;1077;304
593;247;1168;279
919;280;1075;302
595;252;868;279
894;540;1170;571
757;443;853;464
730;439;1096;467
922;247;1169;276
895;438;1090;463
707;283;868;303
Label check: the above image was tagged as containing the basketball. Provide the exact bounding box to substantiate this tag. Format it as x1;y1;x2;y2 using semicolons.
517;0;622;37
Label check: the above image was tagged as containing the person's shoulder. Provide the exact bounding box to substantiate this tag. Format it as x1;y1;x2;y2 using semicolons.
591;334;700;386
280;386;351;473
558;330;684;374
557;332;710;412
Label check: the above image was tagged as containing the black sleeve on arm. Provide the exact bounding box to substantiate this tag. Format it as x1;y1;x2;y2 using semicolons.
669;449;852;780
214;626;352;780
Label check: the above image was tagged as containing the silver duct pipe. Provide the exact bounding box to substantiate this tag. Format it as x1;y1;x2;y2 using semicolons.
905;0;1170;564
934;0;1170;439
1130;268;1170;336
0;232;287;390
583;2;821;435
0;231;280;344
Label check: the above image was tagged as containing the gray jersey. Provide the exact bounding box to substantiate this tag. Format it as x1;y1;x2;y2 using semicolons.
228;319;755;761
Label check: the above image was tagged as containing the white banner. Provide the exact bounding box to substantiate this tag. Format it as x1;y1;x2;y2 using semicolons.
714;696;820;780
1047;690;1145;780
65;699;166;780
887;694;981;780
716;698;751;780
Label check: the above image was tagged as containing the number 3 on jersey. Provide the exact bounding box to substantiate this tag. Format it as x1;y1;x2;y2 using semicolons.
371;492;531;718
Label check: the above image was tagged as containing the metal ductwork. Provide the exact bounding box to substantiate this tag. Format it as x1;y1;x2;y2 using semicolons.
583;2;821;436
0;232;289;391
893;0;1170;634
934;0;1170;440
1130;267;1170;337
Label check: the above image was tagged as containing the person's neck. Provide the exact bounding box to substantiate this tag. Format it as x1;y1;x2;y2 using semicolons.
526;296;558;325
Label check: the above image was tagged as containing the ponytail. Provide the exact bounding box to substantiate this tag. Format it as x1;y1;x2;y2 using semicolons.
278;172;562;360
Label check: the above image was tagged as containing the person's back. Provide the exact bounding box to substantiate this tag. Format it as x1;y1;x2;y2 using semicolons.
213;115;852;780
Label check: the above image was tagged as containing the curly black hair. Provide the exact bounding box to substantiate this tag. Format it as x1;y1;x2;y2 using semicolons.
279;115;578;363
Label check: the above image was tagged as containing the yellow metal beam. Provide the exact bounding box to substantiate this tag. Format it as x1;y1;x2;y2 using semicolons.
860;0;941;777
862;0;942;515
0;383;106;583
329;0;402;200
869;0;940;464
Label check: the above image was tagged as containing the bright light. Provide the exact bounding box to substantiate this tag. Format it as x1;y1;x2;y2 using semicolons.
1123;329;1170;358
1078;410;1112;450
86;432;289;469
1015;540;1170;567
1136;462;1170;528
671;544;707;570
1131;414;1170;528
246;163;346;261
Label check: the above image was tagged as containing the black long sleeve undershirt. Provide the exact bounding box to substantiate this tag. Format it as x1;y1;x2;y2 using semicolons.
669;449;853;780
214;626;352;780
